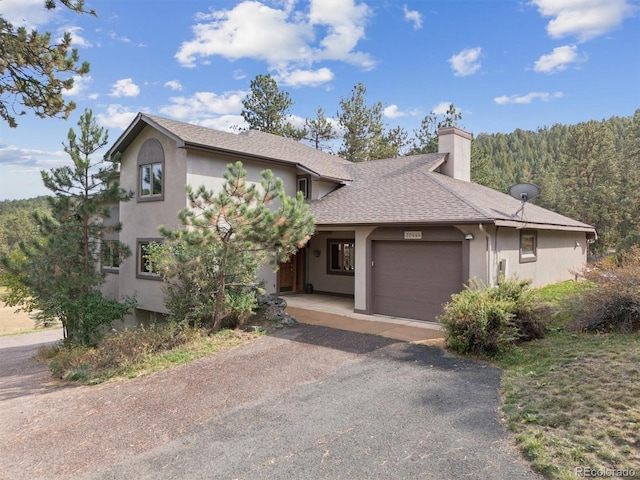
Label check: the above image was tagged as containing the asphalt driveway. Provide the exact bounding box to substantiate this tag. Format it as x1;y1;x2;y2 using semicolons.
1;325;539;480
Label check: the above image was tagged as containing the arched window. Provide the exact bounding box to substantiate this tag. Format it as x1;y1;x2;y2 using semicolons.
137;138;164;201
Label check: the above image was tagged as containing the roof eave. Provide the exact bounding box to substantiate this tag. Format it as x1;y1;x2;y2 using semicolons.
494;219;597;236
104;113;186;160
183;141;352;183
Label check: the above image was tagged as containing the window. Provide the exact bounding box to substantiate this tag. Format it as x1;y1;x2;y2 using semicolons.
327;239;355;275
137;138;164;202
140;163;162;197
297;176;310;199
137;239;162;280
102;240;120;271
519;230;537;263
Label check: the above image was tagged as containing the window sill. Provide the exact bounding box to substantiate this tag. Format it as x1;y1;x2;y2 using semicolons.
136;273;163;281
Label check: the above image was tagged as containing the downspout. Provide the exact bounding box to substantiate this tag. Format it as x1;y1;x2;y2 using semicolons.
478;224;493;285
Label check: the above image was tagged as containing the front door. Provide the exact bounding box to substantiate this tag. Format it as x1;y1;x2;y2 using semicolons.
279;257;295;292
278;248;306;293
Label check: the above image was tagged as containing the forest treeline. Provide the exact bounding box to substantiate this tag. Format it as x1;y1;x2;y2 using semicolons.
472;109;640;254
0;110;638;261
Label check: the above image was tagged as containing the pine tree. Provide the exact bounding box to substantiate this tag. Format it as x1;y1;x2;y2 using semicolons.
1;109;134;344
150;162;315;332
559;120;619;252
304;107;338;151
0;1;94;127
409;104;462;154
241;74;306;140
336;83;385;162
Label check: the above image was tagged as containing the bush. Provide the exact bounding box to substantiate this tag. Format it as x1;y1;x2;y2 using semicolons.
44;323;204;381
438;278;545;357
572;246;640;332
60;291;136;346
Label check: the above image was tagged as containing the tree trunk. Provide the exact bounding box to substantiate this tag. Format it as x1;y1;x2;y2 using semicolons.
211;245;227;333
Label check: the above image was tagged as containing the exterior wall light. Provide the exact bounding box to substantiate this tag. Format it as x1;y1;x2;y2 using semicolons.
465;233;474;240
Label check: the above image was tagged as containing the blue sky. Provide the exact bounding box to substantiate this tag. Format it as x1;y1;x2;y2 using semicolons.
0;0;638;200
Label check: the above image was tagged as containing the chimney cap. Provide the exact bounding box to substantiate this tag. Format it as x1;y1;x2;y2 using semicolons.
437;126;472;140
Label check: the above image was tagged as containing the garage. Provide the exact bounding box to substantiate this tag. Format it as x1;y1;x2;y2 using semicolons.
372;240;463;322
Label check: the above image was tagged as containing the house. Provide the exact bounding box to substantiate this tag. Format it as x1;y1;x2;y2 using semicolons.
104;113;596;324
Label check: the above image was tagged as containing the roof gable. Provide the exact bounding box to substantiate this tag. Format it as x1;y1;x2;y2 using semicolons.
106;113;352;182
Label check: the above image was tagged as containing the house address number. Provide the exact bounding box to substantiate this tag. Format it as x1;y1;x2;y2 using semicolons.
404;231;422;240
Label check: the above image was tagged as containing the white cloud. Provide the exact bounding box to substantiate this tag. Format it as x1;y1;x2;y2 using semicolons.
384;105;408;119
432;102;453;115
403;5;423;30
96;105;138;129
176;0;375;71
534;45;586;73
176;2;313;67
277;68;334;87
108;30;146;47
58;26;93;47
531;0;636;42
164;80;183;91
448;47;482;77
0;0;55;28
159;90;247;120
309;0;375;68
494;92;564;105
109;78;140;98
63;75;92;97
0;143;67;168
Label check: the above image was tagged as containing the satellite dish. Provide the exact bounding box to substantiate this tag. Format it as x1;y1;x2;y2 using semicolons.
509;183;540;202
508;183;540;218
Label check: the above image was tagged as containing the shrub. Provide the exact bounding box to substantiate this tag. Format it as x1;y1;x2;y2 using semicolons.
44;323;203;381
572;246;640;332
439;278;545;356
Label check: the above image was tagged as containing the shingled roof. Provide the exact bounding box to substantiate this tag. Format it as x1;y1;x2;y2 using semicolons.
106;113;352;182
310;154;595;233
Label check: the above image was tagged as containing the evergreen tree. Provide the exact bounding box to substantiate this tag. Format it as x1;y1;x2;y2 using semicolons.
558;120;619;252
241;74;306;140
304;107;338;151
336;83;385;162
409;104;462;154
1;109;134;344
0;1;94;127
150;162;315;333
373;125;410;159
616;109;640;250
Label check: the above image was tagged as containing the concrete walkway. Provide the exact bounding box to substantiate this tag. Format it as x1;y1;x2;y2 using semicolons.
285;294;445;344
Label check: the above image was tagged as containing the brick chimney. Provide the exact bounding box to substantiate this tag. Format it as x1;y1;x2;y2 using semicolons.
438;126;472;182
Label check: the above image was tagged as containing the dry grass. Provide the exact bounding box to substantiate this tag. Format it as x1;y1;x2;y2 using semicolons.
499;282;640;478
0;287;38;334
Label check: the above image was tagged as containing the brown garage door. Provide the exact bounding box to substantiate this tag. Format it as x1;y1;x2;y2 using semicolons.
373;241;463;322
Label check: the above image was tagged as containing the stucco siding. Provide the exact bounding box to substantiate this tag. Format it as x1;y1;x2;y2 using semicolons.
497;228;588;286
311;180;341;200
117;126;188;317
307;230;356;296
186;152;297;198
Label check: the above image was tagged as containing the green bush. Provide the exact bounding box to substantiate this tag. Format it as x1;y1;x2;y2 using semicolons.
572;246;640;332
438;278;544;356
